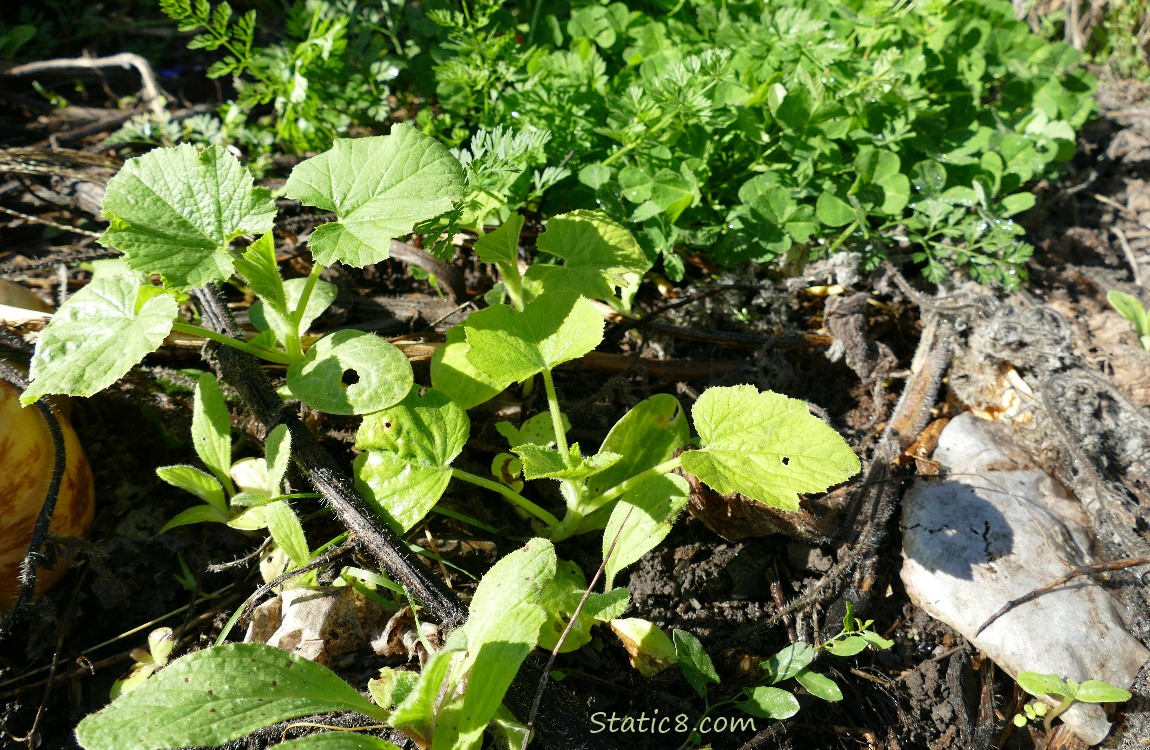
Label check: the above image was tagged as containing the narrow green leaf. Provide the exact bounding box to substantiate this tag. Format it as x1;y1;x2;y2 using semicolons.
99;144;276;291
681;385;861;511
159;504;231;534
284;126;466;267
603;473;689;589
463;292;604;383
474;214;525;267
22;275;178;403
74;643;386;750
265;424;291;491
736;686;800;719
233;233;286;314
249;277;337;349
672;630;719;699
1073;681;1133;704
525;211;649;298
354;388;469;531
763;643;817;683
287;331;414;416
274;734;402;750
434;539;555;750
193;373;233;487
155;465;226;512
794;669;842;701
264;500;309;568
389;631;467;731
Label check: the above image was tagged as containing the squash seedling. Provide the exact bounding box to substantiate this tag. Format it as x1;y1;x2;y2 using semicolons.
20;130;861;749
1012;672;1132;732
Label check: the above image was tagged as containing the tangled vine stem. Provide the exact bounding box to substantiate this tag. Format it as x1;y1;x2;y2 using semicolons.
0;359;67;641
190;284;614;750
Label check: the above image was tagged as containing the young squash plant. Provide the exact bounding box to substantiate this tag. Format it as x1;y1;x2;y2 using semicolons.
22;127;861;749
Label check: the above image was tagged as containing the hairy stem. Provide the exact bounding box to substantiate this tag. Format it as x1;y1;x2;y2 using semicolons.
171;322;293;365
541;369;569;458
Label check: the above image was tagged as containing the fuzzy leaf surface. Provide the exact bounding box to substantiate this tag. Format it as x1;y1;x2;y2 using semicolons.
430;324;507;410
23;275;177;403
463;292;603;383
525;210;648;298
354;389;469;531
681;385;860;510
287;331;413;416
284;126;465;267
99;144;275;290
74;643;386;750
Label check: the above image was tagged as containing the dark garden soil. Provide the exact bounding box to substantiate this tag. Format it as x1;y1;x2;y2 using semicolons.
1;41;1150;750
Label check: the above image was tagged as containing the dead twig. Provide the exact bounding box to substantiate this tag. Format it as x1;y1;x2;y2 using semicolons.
5;53;166;119
974;556;1150;636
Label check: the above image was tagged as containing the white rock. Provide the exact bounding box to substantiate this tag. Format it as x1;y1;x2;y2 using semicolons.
902;413;1149;745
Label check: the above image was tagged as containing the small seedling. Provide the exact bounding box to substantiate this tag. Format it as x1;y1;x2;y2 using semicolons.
1013;671;1133;732
1107;290;1150;352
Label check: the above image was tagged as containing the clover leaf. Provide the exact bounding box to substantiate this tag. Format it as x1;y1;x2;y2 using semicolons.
284;125;465;267
680;385;860;510
99;144;276;291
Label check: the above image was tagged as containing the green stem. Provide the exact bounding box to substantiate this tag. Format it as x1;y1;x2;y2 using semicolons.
171;322;293;365
286;263;324;361
541;370;569;457
452;469;561;529
589;456;683;508
825;220;860;255
499;261;525;311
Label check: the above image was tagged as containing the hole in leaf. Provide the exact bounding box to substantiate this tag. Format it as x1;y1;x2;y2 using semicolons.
342;369;360;386
781;456;791;466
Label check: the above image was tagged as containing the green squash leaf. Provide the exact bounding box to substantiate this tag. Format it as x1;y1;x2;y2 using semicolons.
23;275;178;404
514;443;621;481
429;324;507;410
74;643;386;750
603;473;689;589
354;388;469;531
463;292;603;383
287;331;414;416
474;213;525;267
284;126;465;267
525;211;648;299
99;144;276;291
588;394;690;498
249;277;337;350
681;385;860;511
233;233;285;314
